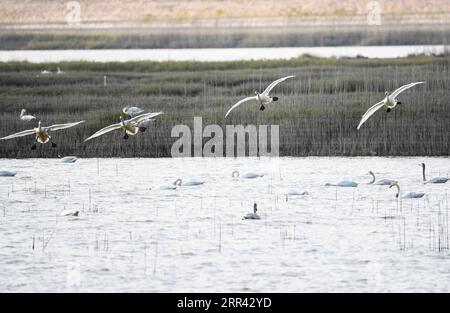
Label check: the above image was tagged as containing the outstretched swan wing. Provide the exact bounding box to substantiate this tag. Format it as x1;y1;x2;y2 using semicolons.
262;75;295;96
44;120;85;132
0;128;35;140
84;123;122;142
225;96;256;118
391;81;425;99
357;101;384;130
128;112;163;125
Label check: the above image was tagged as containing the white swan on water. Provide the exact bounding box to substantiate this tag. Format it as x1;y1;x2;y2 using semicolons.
286;189;309;196
368;171;397;185
0;120;85;150
60;209;79;216
420;163;448;184
357;82;425;130
389;182;425;199
20;109;36;122
84;112;162;141
174;178;204;187
325;180;358;187
0;170;16;177
232;170;264;179
58;155;77;163
225;75;294;118
243;203;261;220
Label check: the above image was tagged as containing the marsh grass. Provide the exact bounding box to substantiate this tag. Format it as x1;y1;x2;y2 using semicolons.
0;55;449;158
1;25;449;49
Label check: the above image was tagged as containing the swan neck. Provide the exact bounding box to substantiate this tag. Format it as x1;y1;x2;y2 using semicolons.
369;172;375;184
394;184;400;198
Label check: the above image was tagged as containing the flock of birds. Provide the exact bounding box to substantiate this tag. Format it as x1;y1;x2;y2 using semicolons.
0;74;446;218
325;162;447;199
0;74;426;149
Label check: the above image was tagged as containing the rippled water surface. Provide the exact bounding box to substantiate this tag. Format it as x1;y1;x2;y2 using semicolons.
0;157;449;292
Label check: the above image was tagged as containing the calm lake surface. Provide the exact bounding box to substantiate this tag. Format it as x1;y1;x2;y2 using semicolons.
0;157;449;292
0;45;447;63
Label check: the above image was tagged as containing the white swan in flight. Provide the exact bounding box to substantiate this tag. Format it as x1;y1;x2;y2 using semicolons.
123;105;145;117
20;109;36;122
357;82;425;130
232;170;264;179
420;163;448;184
225;75;294;118
84;112;162;141
325;180;358;187
368;171;397;185
0;170;16;177
243;203;261;220
0;120;84;150
389;182;425;199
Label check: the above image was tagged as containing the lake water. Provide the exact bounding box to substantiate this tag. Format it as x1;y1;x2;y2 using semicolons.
0;157;449;292
0;45;447;63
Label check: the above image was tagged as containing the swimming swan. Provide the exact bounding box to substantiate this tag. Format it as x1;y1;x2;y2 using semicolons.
58;155;77;163
60;209;79;216
243;203;261;220
225;75;294;118
357;82;425;130
232;170;264;179
420;163;448;184
325;180;358;187
0;170;16;177
389;182;425;199
285;189;309;196
84;112;162;141
368;171;397;185
0;120;85;150
174;178;204;187
123;105;145;117
20;109;36;122
56;67;65;75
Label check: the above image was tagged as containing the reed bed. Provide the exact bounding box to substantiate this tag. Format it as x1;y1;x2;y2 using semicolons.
0;55;449;158
1;24;449;50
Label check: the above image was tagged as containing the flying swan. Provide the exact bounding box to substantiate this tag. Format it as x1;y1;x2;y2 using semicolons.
357;82;425;130
20;109;36;122
420;163;448;184
225;75;294;118
389;182;425;199
84;112;162;141
0;120;84;150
